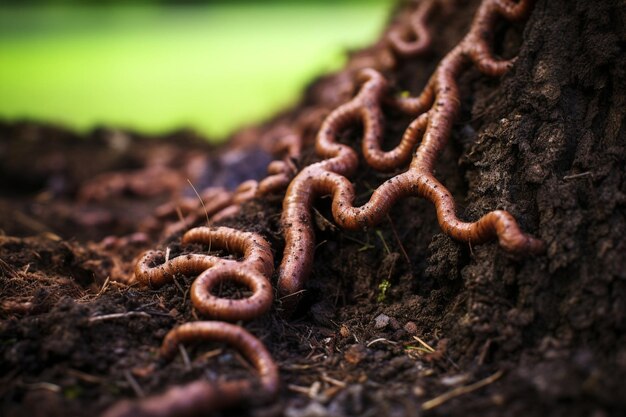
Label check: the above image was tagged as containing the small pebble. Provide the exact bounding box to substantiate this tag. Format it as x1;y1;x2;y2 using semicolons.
374;313;390;329
389;317;401;330
344;344;368;365
413;386;425;397
404;321;418;334
285;402;327;417
440;373;469;387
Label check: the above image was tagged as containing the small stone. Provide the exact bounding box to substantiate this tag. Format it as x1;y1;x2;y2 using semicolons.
344;344;368;365
526;163;547;184
404;321;418;334
389;317;401;330
491;394;506;406
131;364;156;378
440;373;470;387
413;386;426;397
285;402;327;417
374;313;390;329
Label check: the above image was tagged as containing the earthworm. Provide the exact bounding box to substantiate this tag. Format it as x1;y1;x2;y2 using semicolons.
278;68;397;311
139;187;234;238
209;204;242;223
232;180;259;204
256;124;304;193
102;321;279;417
216;122;305;215
345;0;444;72
192;180;258;222
142;132;301;234
388;0;436;56
270;127;302;159
278;0;542;314
257;159;298;195
152;187;229;220
135;226;274;321
256;128;303;196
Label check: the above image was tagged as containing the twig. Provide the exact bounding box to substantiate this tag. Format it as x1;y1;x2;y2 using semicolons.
0;257;19;278
563;171;591;180
23;382;62;392
187;179;210;226
175;205;186;225
375;230;392;255
165;247;171;263
279;289;307;300
386;214;411;266
196;348;223;362
124;370;145;398
412;335;436;353
88;311;151;323
321;373;347;388
287;384;312;395
94;277;111;299
421;370;504;410
282;363;317;371
366;338;398;347
179;344;192;371
172;276;186;296
67;369;104;384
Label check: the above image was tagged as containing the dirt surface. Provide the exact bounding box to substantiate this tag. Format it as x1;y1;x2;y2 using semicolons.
1;0;625;416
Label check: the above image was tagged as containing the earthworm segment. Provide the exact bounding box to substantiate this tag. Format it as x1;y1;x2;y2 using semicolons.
102;322;279;417
277;0;543;314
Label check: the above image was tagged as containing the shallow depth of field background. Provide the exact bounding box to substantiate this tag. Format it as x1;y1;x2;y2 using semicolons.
0;0;391;140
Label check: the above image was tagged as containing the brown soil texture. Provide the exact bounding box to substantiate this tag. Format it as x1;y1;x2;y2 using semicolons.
1;0;625;416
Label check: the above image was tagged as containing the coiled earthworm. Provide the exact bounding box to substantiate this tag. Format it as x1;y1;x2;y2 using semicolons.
135;226;274;322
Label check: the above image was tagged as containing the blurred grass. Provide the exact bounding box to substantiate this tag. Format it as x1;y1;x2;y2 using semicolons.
0;3;391;141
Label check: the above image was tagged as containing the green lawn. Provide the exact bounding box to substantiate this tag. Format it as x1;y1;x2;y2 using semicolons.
0;3;390;140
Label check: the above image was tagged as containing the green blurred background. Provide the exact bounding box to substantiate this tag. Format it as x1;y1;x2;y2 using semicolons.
0;0;392;141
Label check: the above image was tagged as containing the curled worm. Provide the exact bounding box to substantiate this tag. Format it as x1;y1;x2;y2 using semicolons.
102;321;279;417
135;226;274;321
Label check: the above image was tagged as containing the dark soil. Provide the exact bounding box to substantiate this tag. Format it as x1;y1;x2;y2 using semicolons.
1;0;625;416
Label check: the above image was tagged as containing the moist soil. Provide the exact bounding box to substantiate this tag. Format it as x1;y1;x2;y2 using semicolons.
1;0;625;416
